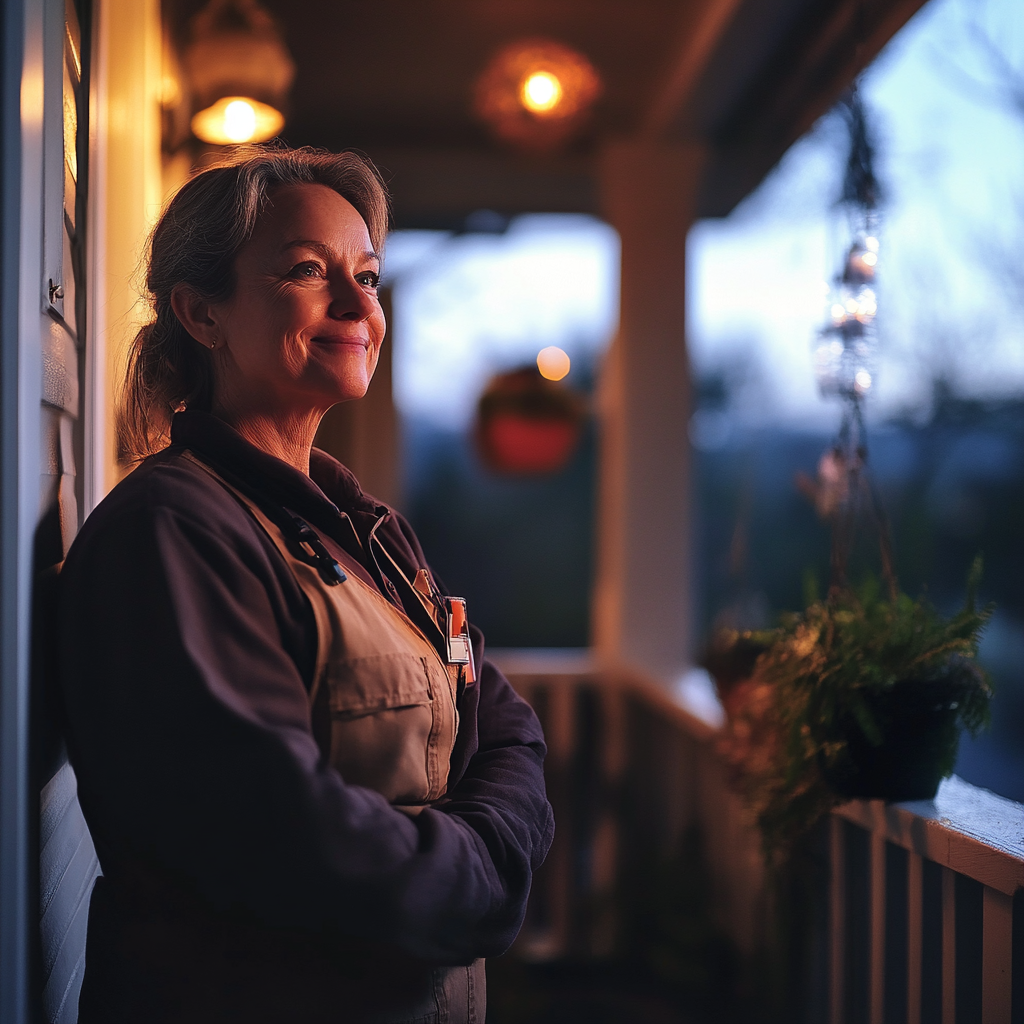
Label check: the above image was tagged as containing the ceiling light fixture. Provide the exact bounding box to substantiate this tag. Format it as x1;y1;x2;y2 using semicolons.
185;0;294;146
474;39;601;151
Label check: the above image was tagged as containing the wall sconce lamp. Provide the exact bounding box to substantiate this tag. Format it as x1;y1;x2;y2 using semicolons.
185;0;295;146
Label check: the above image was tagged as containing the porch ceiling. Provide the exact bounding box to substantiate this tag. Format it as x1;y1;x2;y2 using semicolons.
165;0;928;225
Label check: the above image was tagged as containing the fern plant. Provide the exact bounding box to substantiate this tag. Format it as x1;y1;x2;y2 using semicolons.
711;559;992;857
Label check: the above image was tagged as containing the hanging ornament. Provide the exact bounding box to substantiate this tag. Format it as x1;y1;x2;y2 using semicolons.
475;366;586;476
813;87;883;402
805;87;897;597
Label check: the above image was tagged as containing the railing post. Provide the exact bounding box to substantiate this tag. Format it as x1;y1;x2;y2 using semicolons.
907;852;922;1024
546;679;576;957
869;803;886;1024
981;886;1012;1024
942;866;956;1024
590;683;625;956
831;815;845;1024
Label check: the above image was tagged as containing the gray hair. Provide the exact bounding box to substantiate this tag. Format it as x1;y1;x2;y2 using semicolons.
119;145;389;461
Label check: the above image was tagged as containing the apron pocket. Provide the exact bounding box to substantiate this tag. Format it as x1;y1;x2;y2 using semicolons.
327;653;435;805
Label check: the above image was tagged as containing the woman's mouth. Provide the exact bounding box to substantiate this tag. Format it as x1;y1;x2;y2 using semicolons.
314;336;369;349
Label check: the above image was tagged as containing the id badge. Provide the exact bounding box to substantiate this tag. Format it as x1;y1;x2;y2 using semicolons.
445;597;476;683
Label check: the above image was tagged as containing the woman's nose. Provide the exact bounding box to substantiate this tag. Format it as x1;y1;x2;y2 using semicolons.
327;275;376;321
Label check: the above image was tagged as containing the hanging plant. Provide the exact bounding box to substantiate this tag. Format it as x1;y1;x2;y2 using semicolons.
705;87;993;858
709;564;992;857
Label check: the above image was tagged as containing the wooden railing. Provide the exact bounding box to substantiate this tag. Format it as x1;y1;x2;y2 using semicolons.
494;653;1024;1024
831;780;1023;1024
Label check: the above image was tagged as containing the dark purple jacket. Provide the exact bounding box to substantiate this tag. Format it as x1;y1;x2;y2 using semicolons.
58;411;553;1022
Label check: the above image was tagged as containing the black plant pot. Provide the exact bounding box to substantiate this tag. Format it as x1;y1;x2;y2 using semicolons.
823;680;963;802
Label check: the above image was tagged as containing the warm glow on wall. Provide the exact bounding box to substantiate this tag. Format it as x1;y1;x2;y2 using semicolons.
521;71;563;114
537;346;570;381
190;96;284;144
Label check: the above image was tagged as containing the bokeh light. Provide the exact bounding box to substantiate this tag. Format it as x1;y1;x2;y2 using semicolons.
474;39;601;150
537;345;571;380
521;71;563;114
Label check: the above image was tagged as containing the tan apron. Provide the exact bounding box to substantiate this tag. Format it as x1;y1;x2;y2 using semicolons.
183;453;458;808
183;453;485;1023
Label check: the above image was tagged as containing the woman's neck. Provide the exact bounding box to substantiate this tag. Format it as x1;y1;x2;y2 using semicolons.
210;403;324;476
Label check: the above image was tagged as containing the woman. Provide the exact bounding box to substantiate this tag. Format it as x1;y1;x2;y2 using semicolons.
58;147;554;1024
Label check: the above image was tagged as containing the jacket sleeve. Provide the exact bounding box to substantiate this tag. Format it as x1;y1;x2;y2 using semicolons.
386;509;556;952
59;467;549;964
436;644;555;955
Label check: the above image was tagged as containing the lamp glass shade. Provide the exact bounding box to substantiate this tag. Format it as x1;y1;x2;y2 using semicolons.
191;95;284;145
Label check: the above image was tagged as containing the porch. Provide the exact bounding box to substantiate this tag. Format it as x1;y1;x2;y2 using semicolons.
3;0;1022;1022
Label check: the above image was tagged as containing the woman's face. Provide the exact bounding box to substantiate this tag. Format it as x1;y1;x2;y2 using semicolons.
206;183;385;421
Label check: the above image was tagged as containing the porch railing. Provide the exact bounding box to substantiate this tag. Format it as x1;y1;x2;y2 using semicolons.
494;653;1024;1024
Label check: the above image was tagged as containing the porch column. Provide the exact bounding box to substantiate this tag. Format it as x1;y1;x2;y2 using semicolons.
593;141;704;683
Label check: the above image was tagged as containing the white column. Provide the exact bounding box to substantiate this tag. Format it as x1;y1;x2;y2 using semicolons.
593;140;703;683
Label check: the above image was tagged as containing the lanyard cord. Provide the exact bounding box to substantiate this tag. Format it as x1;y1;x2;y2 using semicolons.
183;449;347;587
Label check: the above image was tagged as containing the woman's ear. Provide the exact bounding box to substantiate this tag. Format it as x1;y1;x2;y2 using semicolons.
170;284;221;350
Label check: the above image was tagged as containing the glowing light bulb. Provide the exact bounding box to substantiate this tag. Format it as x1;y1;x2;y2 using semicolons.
855;370;872;392
831;303;846;320
223;99;257;142
861;251;878;267
865;236;879;252
845;298;859;314
537;345;570;381
521;71;563;113
191;96;285;145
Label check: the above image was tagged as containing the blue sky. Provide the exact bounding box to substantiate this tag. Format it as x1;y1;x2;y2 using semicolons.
386;0;1024;430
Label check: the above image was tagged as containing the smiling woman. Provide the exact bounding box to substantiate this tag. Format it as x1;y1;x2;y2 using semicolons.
60;147;553;1024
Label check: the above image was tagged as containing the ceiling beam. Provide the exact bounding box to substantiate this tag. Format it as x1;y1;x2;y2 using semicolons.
696;0;929;216
640;0;746;142
369;148;597;230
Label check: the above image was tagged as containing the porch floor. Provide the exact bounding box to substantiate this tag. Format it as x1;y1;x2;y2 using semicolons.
486;957;712;1024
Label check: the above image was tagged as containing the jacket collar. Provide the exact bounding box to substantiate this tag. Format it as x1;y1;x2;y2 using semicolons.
168;411;386;528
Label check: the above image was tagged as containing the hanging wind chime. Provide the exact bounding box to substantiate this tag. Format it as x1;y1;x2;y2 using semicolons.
804;87;897;597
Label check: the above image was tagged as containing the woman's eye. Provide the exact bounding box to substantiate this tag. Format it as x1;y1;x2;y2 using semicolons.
290;261;324;279
357;271;380;289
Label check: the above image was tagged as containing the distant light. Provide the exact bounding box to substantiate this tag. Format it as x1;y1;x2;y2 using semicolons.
861;251;878;267
831;303;846;320
521;71;563;113
537;345;570;380
855;370;872;392
845;298;859;314
864;236;879;252
191;96;284;145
